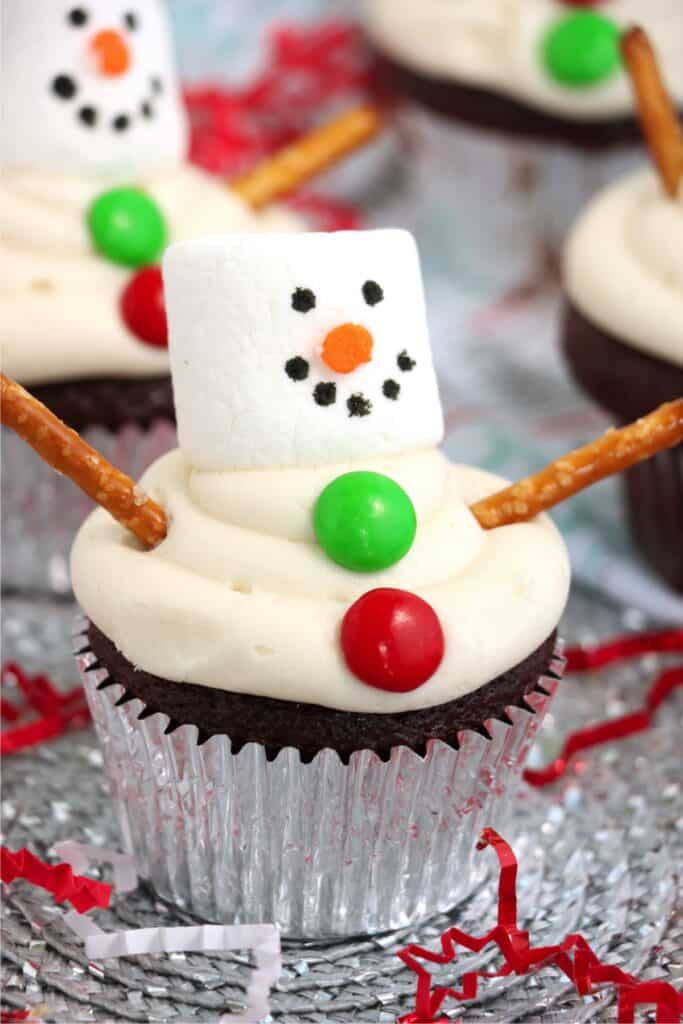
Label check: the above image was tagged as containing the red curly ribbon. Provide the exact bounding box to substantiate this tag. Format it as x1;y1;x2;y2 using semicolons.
1;847;111;913
1;663;90;756
398;830;683;1023
565;629;683;674
185;20;372;176
184;19;371;231
524;630;683;788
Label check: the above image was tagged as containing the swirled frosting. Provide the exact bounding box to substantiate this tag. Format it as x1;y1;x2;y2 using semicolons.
0;166;304;385
365;0;683;120
71;448;570;713
564;170;683;368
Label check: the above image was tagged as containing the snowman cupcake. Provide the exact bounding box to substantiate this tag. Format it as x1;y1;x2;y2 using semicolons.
65;230;571;936
364;0;683;290
562;30;683;592
0;1;377;593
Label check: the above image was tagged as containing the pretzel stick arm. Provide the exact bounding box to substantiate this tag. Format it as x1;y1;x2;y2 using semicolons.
231;105;382;210
471;400;683;530
0;374;168;548
622;27;683;197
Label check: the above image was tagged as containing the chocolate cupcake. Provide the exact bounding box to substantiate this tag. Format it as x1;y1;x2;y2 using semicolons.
562;31;683;593
562;172;683;592
364;0;683;291
72;230;570;937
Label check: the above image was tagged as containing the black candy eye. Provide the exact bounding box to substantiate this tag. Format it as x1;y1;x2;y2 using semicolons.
362;280;384;306
124;11;139;30
67;7;88;27
291;287;316;314
285;357;309;381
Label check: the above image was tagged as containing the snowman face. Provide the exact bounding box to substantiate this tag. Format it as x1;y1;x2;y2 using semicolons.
164;231;445;471
1;0;188;178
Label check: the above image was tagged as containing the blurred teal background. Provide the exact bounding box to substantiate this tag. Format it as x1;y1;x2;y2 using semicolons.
169;0;353;83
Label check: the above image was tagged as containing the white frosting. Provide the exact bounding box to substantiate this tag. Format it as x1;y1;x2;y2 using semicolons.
564;170;683;368
71;448;571;713
2;0;188;177
164;231;445;471
0;167;304;385
366;0;683;121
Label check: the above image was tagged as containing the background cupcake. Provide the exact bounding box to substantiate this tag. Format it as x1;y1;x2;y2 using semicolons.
562;30;683;592
0;0;378;594
364;0;683;292
69;230;570;936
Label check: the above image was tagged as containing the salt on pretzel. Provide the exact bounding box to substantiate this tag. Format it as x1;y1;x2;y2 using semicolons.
470;400;683;530
0;374;168;549
622;27;683;198
231;105;382;210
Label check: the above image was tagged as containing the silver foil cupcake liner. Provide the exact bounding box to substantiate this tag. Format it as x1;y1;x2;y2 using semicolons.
1;420;176;595
75;618;564;940
395;104;638;294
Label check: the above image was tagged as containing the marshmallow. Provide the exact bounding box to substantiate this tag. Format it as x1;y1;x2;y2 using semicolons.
164;231;445;471
1;1;188;177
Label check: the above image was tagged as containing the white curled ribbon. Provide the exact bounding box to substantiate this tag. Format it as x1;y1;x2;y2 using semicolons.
63;913;282;1023
52;840;138;894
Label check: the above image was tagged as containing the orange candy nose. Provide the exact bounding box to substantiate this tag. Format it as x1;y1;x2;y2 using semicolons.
90;29;131;77
321;324;374;374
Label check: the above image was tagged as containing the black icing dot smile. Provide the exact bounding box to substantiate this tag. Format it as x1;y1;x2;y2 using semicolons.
362;280;384;306
347;393;372;418
383;379;400;400
78;105;98;126
314;382;337;407
292;287;316;313
52;74;78;100
49;70;163;132
285;356;310;381
151;76;164;95
397;350;416;372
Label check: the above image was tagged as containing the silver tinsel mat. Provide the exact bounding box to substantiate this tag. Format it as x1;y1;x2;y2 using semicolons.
1;589;681;1023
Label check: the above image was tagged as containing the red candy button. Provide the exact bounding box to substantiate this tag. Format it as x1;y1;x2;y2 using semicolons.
341;588;445;693
120;266;168;348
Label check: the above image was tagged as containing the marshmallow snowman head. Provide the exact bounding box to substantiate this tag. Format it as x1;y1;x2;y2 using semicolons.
1;0;188;178
164;231;445;471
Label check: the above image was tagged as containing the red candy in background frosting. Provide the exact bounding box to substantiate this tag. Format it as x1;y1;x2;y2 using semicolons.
120;266;168;349
341;588;445;692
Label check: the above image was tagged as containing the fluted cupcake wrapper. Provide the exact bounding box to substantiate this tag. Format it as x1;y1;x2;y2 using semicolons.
1;420;176;595
75;617;564;940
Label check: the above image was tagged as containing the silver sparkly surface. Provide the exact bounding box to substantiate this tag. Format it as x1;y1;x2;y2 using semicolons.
1;422;176;596
2;588;682;1022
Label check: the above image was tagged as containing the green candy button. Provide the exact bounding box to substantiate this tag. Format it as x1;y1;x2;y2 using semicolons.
542;11;621;88
314;471;417;573
88;187;167;268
